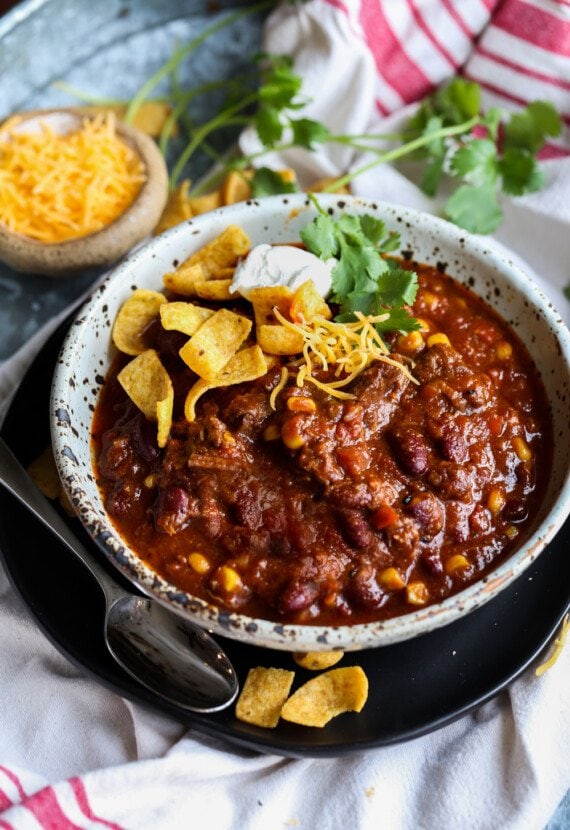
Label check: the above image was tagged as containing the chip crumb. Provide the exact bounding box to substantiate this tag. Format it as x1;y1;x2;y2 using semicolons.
364;786;376;799
284;819;299;827
235;667;295;728
292;650;344;671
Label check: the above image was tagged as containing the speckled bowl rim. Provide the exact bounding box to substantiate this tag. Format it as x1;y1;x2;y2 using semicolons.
51;194;570;652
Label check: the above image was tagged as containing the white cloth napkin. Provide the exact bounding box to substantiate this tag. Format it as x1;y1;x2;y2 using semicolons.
1;1;569;828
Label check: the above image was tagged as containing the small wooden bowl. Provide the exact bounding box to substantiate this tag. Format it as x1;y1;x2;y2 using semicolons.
0;109;169;276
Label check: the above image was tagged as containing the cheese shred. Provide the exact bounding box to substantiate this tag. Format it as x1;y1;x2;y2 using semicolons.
273;308;417;400
0;112;146;243
270;366;289;410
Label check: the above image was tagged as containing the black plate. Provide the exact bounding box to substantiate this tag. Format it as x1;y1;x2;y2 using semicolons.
1;318;568;758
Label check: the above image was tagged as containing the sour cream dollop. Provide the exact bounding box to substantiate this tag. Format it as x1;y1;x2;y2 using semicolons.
229;243;335;300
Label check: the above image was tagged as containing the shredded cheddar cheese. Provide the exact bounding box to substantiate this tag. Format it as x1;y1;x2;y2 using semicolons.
535;614;569;676
0;112;146;243
273;308;417;400
269;366;289;410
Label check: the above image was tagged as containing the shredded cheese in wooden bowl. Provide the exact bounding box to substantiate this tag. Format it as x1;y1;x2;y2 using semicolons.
0;109;168;276
0;112;146;243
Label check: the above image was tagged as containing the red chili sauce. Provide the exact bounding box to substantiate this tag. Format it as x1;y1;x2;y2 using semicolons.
92;263;552;625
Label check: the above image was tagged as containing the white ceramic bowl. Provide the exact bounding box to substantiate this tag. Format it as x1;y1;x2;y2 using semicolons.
50;194;570;651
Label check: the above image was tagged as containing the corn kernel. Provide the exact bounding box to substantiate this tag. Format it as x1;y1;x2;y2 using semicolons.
427;332;451;348
415;317;431;332
513;436;532;462
222;430;236;445
281;420;306;450
188;552;210;574
378;567;405;591
406;581;429;606
420;290;439;310
487;488;506;515
218;565;242;592
263;424;281;441
396;330;424;355
286;396;317;413
445;554;470;575
143;474;156;489
495;341;513;361
505;525;518;539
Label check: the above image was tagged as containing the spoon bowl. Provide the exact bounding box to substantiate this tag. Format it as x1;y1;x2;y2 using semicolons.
0;435;238;713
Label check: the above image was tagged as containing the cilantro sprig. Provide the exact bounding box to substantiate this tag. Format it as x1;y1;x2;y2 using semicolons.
402;80;562;233
57;7;564;237
301;196;420;334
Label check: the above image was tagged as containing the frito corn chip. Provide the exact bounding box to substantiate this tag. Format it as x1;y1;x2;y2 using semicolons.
187;191;222;215
256;324;304;356
176;225;250;279
179;308;252;380
27;446;61;500
292;651;344;671
280;666;369;727
112;289;167;356
184;345;267;421
290;280;332;324
117;349;173;447
163;263;205;296
193;279;233;302
160;302;214;336
221;168;296;206
235;667;295;728
221;169;254;205
155;179;193;235
249;285;294;327
308;176;350;195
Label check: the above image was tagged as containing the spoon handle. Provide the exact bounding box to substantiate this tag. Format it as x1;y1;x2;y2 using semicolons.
0;436;123;605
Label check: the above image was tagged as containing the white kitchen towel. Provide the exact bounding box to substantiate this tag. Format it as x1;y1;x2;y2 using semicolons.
0;1;569;829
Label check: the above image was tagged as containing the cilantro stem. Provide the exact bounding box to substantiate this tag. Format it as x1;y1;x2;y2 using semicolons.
124;0;276;126
51;81;141;107
170;97;258;188
322;116;479;192
159;76;253;156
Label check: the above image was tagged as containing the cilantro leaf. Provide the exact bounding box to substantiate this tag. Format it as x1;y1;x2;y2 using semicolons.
498;149;544;196
433;78;481;125
373;306;421;333
445;183;503;234
421;155;445;197
300;214;338;260
503;100;562;154
250;167;299;197
290;118;330;149
255;104;284;147
450;138;498;186
377;266;418;307
301;204;420;337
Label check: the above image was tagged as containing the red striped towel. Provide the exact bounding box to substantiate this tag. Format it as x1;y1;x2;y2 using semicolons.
241;0;570;318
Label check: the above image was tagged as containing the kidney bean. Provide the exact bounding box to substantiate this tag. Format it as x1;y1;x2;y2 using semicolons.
279;580;319;614
345;565;385;610
390;427;430;475
337;508;374;549
155;485;191;535
503;498;528;523
405;492;444;539
132;414;160;462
